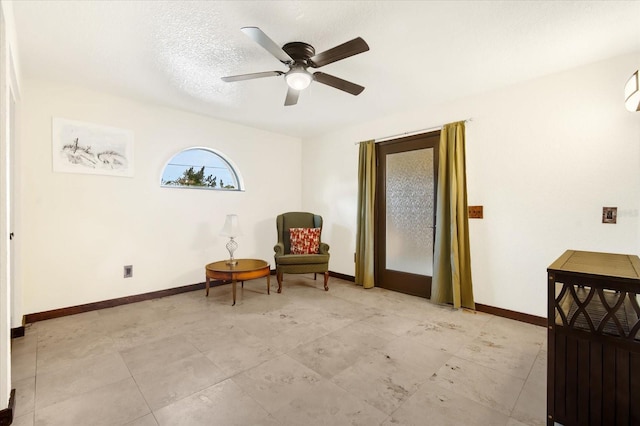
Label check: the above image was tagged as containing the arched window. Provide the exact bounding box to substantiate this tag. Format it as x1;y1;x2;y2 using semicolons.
161;147;244;191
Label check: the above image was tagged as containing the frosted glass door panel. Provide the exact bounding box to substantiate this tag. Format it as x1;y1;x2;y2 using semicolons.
385;148;434;275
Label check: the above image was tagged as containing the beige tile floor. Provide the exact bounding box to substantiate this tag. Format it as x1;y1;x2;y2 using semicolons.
10;276;547;426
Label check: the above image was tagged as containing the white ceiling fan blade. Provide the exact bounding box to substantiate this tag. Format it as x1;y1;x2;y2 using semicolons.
221;71;284;82
241;27;293;64
284;87;300;106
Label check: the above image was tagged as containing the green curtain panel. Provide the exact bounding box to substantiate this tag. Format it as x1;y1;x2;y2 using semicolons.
431;122;475;309
355;140;376;289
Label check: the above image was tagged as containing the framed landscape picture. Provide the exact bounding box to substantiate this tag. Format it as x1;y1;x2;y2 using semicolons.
52;117;134;177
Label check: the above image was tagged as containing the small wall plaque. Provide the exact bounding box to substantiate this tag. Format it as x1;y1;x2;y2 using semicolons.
602;207;617;224
468;206;483;219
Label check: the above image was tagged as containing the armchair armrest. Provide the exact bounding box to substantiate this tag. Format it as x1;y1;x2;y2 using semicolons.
319;242;330;255
274;243;285;256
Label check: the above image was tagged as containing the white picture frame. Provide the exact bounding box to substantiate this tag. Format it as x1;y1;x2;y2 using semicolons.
52;117;134;177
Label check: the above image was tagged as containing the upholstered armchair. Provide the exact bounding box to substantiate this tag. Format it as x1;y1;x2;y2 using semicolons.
274;212;330;293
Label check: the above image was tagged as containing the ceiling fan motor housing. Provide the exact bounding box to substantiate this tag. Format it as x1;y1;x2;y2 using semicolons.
282;42;316;63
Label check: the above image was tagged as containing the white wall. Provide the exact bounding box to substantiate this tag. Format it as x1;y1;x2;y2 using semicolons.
18;80;302;315
303;52;640;318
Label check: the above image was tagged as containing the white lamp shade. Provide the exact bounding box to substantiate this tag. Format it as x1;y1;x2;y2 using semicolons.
285;69;312;91
220;214;242;237
624;70;639;112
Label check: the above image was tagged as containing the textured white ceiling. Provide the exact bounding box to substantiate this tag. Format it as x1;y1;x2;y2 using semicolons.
11;1;640;138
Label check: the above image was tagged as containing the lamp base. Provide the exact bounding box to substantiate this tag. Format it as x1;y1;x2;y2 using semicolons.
225;237;238;266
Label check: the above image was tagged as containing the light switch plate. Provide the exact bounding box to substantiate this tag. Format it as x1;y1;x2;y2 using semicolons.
602;207;617;224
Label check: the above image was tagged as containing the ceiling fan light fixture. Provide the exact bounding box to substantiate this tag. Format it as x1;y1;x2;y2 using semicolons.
285;67;312;91
625;70;639;112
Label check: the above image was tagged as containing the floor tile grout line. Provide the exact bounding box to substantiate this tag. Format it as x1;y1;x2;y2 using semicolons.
449;322;544;383
438;328;533;417
32;328;39;422
119;351;155;421
227;374;284;425
507;343;546;419
451;345;542;383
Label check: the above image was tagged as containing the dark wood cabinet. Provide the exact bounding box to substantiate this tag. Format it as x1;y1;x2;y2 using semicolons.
547;250;640;425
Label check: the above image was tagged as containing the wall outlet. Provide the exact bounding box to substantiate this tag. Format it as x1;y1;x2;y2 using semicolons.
124;265;133;278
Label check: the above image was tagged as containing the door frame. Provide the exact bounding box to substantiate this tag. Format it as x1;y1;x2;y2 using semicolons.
375;131;439;298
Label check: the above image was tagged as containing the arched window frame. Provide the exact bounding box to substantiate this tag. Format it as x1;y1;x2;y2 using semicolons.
160;146;245;191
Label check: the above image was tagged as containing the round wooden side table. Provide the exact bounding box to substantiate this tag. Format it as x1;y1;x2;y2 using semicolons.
205;259;270;305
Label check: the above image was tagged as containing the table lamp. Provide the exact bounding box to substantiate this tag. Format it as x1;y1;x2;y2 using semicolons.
220;214;242;265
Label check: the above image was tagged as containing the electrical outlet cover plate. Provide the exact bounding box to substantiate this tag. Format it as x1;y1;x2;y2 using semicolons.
124;265;133;278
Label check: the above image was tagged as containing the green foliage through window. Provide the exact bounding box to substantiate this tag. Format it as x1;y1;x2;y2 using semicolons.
161;148;242;191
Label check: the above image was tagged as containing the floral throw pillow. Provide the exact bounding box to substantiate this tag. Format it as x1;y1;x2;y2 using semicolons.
289;228;321;254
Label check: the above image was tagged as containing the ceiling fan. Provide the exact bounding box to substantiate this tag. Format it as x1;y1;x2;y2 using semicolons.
222;27;369;106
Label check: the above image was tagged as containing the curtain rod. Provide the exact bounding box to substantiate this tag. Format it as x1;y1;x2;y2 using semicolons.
355;118;473;145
